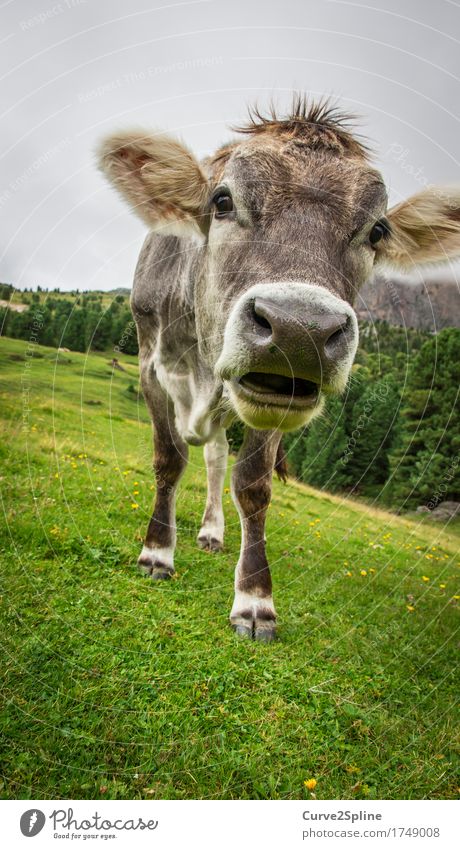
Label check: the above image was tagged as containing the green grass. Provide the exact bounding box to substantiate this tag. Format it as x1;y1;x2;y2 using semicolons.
0;336;459;801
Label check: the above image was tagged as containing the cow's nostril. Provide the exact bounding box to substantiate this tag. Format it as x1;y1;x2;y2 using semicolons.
327;325;345;345
252;300;273;334
324;316;350;356
255;312;272;331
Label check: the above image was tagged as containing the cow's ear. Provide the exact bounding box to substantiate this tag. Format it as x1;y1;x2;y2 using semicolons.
97;130;209;237
374;187;460;269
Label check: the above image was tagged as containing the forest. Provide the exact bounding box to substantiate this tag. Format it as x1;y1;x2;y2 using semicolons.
0;283;138;355
283;322;459;511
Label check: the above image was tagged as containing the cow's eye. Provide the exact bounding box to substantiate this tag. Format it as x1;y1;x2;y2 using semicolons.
213;191;233;217
369;219;390;247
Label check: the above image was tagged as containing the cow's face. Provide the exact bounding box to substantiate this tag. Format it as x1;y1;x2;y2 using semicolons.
201;136;387;430
99;101;460;432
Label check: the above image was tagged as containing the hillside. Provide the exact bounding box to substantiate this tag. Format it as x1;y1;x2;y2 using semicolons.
0;336;458;801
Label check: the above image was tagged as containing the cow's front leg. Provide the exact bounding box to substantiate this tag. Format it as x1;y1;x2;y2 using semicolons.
197;429;228;552
138;407;188;581
230;428;281;642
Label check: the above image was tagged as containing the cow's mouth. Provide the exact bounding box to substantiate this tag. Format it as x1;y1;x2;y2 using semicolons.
234;372;319;408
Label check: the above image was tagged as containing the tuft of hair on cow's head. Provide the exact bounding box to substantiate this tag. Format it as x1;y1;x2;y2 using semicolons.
231;94;368;156
98;96;460;432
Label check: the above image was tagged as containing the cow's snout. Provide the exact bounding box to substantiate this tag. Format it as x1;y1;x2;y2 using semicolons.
246;296;354;384
215;282;359;432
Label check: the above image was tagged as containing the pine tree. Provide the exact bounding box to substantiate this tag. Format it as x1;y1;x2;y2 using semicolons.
63;308;87;352
386;329;460;509
344;373;400;496
299;394;351;491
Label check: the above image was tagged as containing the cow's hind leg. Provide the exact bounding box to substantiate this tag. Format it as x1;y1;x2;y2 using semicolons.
138;383;188;580
197;429;228;552
230;428;281;642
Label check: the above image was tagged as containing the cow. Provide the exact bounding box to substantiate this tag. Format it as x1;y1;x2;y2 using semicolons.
98;96;460;641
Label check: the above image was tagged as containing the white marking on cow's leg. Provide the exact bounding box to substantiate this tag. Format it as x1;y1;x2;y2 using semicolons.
197;429;228;552
229;429;280;641
138;544;174;577
230;590;277;639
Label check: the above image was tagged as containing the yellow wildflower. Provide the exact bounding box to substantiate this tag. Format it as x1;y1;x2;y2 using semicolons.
360;570;367;577
422;576;430;582
304;778;317;791
131;502;139;510
406;605;415;612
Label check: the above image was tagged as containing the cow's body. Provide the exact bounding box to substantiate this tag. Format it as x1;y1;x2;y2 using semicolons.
99;97;460;640
133;233;225;446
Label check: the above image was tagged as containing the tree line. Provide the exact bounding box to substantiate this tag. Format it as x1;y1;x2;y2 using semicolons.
0;288;138;355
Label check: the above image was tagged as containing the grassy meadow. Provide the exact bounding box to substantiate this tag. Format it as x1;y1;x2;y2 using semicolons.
0;335;459;800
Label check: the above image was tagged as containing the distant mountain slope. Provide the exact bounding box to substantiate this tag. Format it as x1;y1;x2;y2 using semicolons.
356;275;460;331
108;287;131;297
107;278;460;332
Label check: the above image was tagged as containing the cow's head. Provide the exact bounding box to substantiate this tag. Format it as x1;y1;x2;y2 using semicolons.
98;97;460;431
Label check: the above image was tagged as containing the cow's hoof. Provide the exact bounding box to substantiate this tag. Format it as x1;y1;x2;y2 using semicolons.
230;594;277;642
138;559;174;580
197;534;223;552
231;617;277;642
254;625;276;643
150;567;174;581
233;624;253;638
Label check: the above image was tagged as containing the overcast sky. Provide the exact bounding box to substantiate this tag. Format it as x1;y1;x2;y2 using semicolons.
1;0;459;291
